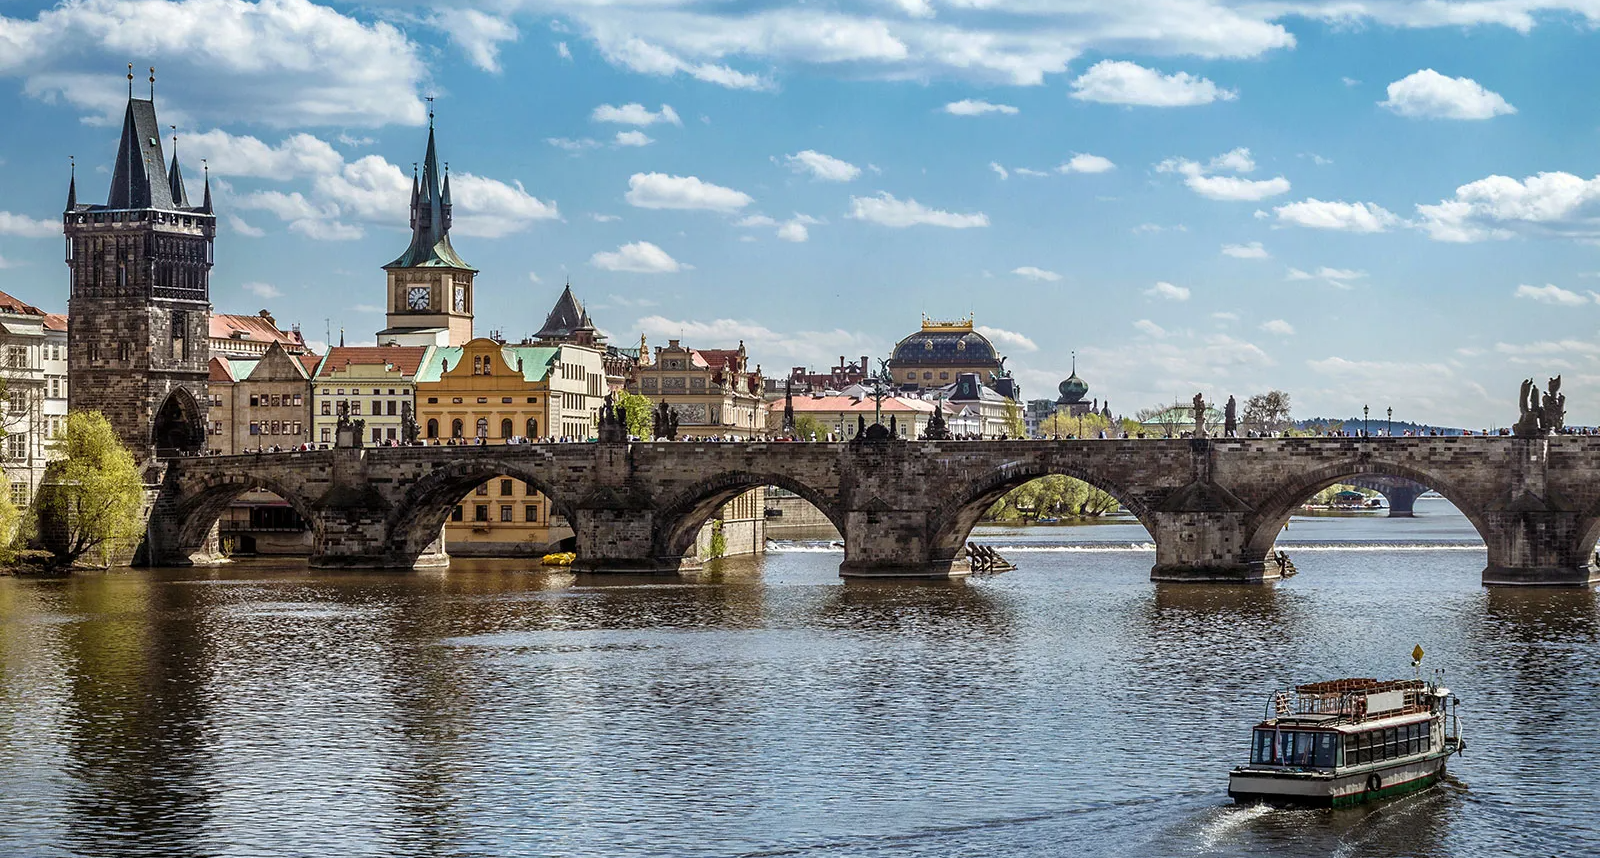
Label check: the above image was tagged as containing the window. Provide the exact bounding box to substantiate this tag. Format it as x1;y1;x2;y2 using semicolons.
501;397;512;404
249;394;260;407
500;479;513;496
321;401;331;415
386;428;396;441
477;397;488;404
426;419;438;439
292;422;302;436
501;418;512;439
923;372;932;380
476;418;488;438
500;505;512;522
7;390;26;413
321;427;331;443
476;483;489;496
249;422;260;435
9;481;26;507
386;401;396;416
527;397;536;404
293;394;303;406
474;504;488;522
427;397;438;404
6;346;27;368
5;433;25;460
526;418;538;438
371;427;381;443
351;401;361;416
451;419;463;438
451;505;463;522
525;505;538;522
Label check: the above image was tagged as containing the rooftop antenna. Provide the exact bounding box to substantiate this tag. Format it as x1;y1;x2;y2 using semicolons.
127;63;134;97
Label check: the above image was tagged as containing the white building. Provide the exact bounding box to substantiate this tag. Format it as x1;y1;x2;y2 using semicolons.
0;292;65;507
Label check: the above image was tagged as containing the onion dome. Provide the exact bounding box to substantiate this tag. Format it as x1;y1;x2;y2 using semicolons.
1057;354;1088;404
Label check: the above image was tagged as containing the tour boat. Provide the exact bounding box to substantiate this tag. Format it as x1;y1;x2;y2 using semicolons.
1228;674;1463;807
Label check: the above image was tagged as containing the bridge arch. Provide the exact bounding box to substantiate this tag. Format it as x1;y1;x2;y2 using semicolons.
383;459;582;564
1243;458;1492;560
170;472;322;563
927;461;1155;566
652;471;844;561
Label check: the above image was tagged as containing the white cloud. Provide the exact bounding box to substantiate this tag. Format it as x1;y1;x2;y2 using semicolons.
592;103;681;126
547;137;602;152
976;325;1038;352
1274;199;1399;232
429;9;518;73
227;214;265;237
785;150;861;182
1146;281;1191;301
242;281;283;299
1014;167;1050;177
1287;266;1367;288
625;172;753;212
590;241;684;273
528;271;542;283
185;130;343;179
1058;153;1115;174
944;99;1018;115
637;315;882;369
1070;60;1237;107
1260;318;1295;335
1212;311;1239;321
1380;69;1515;120
0;0;428;127
1415;171;1600;243
1012;266;1062;281
990;162;1009;180
590;213;621;222
735;215;778;228
614;130;653;147
1157;148;1288;201
1514;284;1589;306
847;192;987;228
777;220;809;242
557;41;572;60
1134;319;1168;338
1221;241;1269;259
0;212;59;238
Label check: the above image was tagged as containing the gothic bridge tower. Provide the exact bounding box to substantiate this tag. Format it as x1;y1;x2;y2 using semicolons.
64;79;214;461
378;114;476;347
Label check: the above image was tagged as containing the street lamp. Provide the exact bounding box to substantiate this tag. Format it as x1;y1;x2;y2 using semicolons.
1363;405;1369;438
1387;407;1393;438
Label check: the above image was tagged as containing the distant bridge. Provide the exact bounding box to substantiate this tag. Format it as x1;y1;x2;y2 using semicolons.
146;436;1600;586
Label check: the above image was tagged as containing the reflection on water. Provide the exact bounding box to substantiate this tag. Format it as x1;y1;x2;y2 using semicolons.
0;504;1594;857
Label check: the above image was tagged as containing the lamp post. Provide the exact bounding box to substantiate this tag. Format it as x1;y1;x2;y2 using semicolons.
1363;405;1369;438
1387;407;1393;438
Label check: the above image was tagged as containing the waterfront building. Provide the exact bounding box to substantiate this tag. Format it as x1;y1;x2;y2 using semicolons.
1025;399;1057;438
413;331;606;556
377;117;476;348
210;310;308;358
0;292;62;507
311;346;432;447
205;341;319;454
946;373;1019;438
64;89;214;460
773;355;873;396
771;393;938;440
888;317;1005;394
41;314;67;456
629;338;766;439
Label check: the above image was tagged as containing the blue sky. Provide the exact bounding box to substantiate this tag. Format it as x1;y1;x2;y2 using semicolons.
2;1;1600;427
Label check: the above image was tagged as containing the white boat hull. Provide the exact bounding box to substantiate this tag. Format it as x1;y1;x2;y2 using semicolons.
1229;750;1452;807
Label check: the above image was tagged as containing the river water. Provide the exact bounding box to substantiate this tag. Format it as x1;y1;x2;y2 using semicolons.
0;496;1592;857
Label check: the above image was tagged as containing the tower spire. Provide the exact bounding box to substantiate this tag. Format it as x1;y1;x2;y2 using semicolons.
167;125;189;208
66;156;77;211
200;160;212;214
384;109;471;271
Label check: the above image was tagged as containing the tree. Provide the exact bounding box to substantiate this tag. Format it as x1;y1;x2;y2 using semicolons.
1002;399;1026;438
793;414;827;441
1041;410;1115;438
1135;400;1192;438
1243;390;1293;434
40;412;144;568
613;390;655;438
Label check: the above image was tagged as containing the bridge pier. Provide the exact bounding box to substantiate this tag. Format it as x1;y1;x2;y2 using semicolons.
1148;511;1278;584
569;507;686;574
1481;510;1600;586
839;509;960;578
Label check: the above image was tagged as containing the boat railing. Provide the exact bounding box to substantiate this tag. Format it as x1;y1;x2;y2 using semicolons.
1268;679;1431;722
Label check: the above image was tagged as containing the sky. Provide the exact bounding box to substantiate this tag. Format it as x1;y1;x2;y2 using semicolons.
2;1;1600;428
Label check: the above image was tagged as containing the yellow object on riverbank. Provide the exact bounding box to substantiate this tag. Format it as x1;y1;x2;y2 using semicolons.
541;552;575;567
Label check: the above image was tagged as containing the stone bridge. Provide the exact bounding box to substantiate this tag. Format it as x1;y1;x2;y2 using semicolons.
146;436;1600;586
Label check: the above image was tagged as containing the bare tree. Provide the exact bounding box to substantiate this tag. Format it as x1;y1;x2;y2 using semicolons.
1243;390;1293;434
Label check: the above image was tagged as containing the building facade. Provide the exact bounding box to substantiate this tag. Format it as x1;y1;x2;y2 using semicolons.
64;92;214;461
0;293;62;507
210;310;308;358
311;346;431;447
770;393;938;441
630;339;766;439
888;317;1004;394
378;119;476;348
205;341;318;454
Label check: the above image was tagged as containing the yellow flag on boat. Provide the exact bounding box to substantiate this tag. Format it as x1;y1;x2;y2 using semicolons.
1412;644;1425;663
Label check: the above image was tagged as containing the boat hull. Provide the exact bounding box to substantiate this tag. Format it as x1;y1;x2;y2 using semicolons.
1228;752;1449;808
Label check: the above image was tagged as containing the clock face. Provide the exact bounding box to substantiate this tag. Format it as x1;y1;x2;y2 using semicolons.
408;286;430;310
454;285;466;313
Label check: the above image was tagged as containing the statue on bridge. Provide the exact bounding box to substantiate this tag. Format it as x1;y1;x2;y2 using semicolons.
1193;393;1208;438
922;395;953;441
651;400;680;441
335;401;364;448
1224;395;1238;437
598;393;627;444
781;378;797;438
401;401;419;445
1514;376;1566;438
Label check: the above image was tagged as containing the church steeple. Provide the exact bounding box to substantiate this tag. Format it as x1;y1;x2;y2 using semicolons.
200;162;212;214
66;158;77;211
167;131;189;209
384;111;471;271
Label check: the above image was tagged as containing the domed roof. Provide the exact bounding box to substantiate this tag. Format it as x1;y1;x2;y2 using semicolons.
889;318;1000;367
1058;373;1088;404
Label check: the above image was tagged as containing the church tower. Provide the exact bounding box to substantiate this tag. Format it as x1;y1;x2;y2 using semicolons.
378;114;476;347
65;75;214;461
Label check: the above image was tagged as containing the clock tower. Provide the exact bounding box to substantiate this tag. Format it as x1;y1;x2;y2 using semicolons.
378;114;475;347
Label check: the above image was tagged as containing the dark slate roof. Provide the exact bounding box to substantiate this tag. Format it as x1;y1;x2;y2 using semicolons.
536;284;596;340
108;99;176;210
168;149;189;208
889;328;1000;366
384;122;474;271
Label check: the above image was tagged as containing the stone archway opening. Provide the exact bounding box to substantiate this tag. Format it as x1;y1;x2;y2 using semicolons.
653;474;844;570
153;389;203;458
384;465;578;566
169;478;320;565
926;467;1153;575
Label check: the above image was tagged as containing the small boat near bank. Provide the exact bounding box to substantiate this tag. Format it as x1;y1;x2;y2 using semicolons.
1228;674;1463;807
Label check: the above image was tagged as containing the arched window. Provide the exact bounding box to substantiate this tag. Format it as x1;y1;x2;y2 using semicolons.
476;418;488;438
426;418;438;439
527;418;538;438
501;418;513;439
451;418;463;438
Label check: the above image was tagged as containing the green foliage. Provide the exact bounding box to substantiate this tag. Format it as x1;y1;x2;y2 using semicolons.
793;414;827;441
0;494;21;565
613;390;656;438
1309;483;1378;506
1040;410;1115;438
41;411;145;568
1002;399;1026;437
1243;390;1293;434
707;519;727;558
986;475;1123;521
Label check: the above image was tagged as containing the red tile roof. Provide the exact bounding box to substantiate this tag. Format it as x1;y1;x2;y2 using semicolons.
42;313;67;332
0;290;45;317
210;312;305;349
208;357;237;383
788;395;936;414
315;346;429;379
295;353;323;375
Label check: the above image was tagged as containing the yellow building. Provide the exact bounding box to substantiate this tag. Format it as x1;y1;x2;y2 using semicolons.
414;336;605;556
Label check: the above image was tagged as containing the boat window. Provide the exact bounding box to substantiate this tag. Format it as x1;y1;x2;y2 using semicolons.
1313;733;1338;767
1386;728;1399;759
1252;730;1273;764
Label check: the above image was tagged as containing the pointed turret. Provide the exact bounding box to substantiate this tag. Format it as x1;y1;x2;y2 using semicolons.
384;116;472;271
168;147;189;209
200;163;213;214
107;97;177;210
535;282;601;346
66;160;77;211
441;163;453;232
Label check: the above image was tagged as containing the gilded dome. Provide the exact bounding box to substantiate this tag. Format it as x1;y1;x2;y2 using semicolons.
889;319;1000;367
